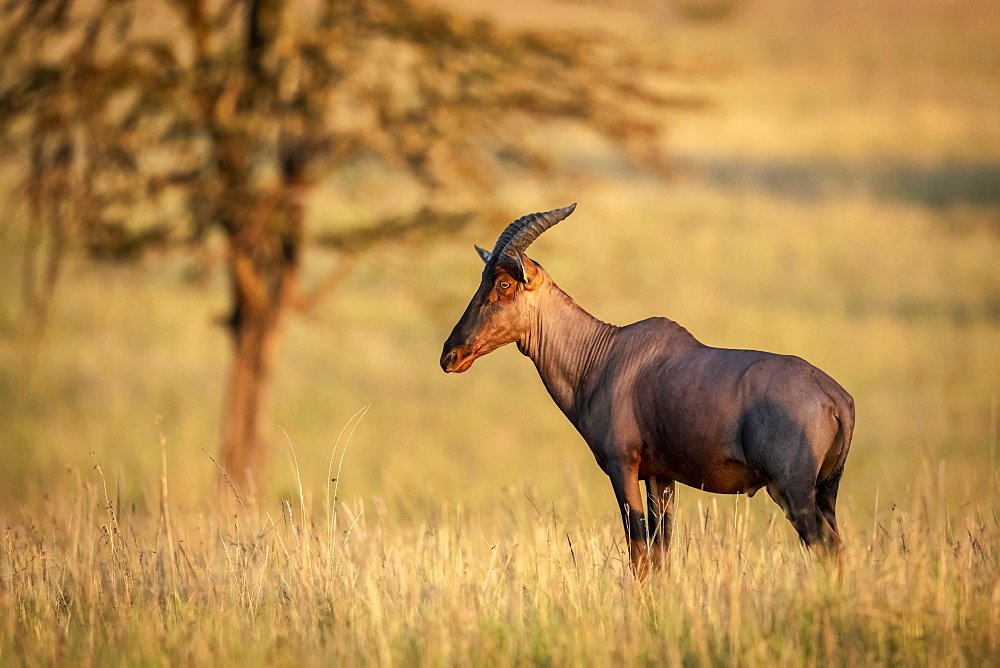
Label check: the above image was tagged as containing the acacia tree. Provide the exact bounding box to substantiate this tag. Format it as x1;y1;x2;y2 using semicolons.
0;0;698;491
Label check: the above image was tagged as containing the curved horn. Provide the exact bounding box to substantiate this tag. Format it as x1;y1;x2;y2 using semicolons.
474;245;492;263
489;203;577;260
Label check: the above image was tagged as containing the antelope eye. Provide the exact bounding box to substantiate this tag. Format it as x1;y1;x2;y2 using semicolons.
498;281;511;290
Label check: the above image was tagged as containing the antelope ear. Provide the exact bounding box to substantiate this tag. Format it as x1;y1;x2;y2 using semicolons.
474;245;492;263
508;252;527;284
503;251;538;284
518;253;544;288
497;251;536;284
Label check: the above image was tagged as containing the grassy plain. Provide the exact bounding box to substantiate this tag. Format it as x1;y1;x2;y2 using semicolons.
2;0;999;664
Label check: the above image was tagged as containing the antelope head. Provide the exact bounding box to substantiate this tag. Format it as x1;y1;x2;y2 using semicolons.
440;203;577;373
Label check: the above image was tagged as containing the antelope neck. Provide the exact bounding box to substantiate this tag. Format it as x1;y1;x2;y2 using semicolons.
519;283;618;418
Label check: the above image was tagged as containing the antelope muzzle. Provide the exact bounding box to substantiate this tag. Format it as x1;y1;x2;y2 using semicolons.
440;342;476;373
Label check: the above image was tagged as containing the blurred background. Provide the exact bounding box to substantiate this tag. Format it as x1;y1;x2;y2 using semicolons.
0;0;997;524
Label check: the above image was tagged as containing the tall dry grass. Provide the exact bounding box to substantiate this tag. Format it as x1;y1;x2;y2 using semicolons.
1;441;998;665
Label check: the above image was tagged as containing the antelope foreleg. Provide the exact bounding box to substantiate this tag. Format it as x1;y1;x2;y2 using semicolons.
609;463;650;582
646;477;676;570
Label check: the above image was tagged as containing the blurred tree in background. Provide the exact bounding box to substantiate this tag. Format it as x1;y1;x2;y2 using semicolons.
0;0;697;492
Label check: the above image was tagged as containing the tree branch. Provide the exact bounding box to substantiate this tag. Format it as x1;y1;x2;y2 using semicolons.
312;207;476;255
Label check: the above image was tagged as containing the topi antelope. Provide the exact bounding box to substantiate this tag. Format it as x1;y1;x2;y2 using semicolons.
440;204;855;579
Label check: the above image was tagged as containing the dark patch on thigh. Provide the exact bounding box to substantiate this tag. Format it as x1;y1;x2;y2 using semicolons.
738;401;817;486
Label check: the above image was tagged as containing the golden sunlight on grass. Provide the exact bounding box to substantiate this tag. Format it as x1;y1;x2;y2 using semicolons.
1;448;997;664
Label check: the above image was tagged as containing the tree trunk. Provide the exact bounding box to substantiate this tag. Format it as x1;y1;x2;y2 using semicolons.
219;274;282;492
215;0;302;494
218;185;303;493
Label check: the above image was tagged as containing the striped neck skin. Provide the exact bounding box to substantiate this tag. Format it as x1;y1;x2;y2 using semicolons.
518;282;618;420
